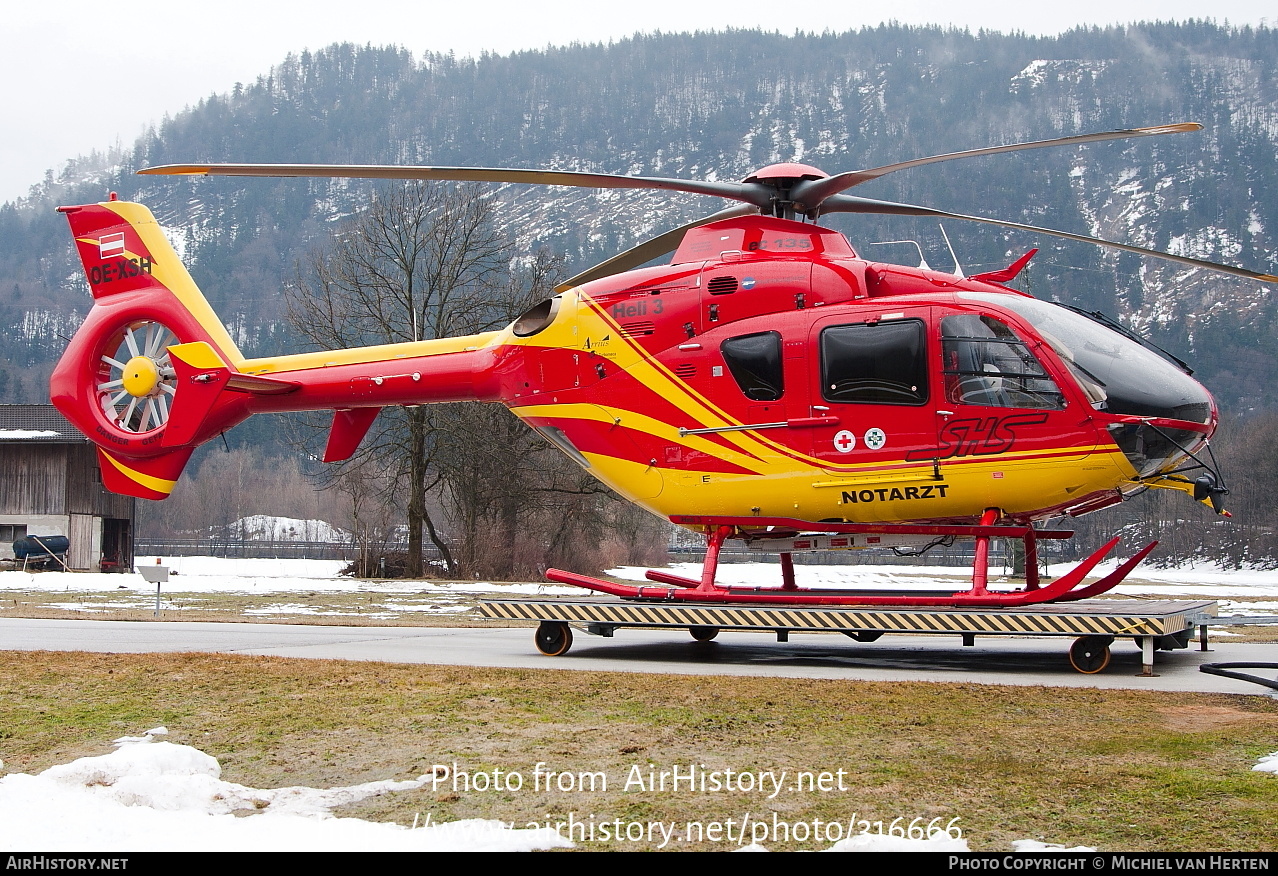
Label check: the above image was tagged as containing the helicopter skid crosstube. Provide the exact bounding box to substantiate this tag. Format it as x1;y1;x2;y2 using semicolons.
545;536;1159;608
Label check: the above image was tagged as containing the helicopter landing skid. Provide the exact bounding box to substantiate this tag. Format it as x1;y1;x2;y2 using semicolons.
546;521;1158;608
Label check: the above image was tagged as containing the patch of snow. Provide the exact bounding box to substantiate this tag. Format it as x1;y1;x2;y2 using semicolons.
159;224;187;261
48;602;145;613
140;555;345;579
1010;59;1111;92
0;733;573;852
1012;839;1098;852
243;603;327;616
826;832;968;851
1012;60;1052;87
229;515;350;543
0;430;58;439
1218;600;1278;614
112;728;167;746
385;603;471;614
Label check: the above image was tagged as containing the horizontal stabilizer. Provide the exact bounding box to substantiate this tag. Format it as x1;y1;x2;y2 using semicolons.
163;343;300;447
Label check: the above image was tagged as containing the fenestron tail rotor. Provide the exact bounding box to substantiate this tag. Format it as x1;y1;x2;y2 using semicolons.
96;320;179;433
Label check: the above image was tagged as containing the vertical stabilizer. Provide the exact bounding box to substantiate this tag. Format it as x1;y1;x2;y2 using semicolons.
50;199;252;498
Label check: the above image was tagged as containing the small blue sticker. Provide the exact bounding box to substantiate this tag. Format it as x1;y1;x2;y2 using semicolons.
741;277;756;290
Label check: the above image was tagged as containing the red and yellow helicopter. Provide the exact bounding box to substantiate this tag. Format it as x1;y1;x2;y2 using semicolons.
50;123;1276;607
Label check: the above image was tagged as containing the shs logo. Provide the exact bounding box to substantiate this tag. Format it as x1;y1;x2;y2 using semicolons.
906;413;1049;462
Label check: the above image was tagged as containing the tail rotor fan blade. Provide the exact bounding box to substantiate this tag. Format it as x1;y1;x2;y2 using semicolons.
97;320;181;433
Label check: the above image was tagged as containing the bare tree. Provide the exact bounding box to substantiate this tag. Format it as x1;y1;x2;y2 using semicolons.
417;247;624;577
287;182;512;577
287;182;668;579
327;461;400;578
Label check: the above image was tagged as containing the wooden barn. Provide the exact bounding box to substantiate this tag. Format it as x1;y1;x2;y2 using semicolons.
0;404;135;570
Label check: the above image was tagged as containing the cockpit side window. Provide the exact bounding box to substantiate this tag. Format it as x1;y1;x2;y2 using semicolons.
941;314;1065;410
721;331;784;401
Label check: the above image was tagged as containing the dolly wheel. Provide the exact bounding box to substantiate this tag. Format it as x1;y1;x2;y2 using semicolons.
535;622;573;656
1069;636;1112;674
689;626;720;642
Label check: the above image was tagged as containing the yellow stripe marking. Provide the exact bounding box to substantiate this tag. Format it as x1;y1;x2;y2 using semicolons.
168;342;227;370
100;452;177;495
95;203;246;368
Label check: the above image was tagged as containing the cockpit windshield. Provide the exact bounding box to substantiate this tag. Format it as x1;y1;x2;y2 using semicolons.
958;292;1216;479
958;292;1212;424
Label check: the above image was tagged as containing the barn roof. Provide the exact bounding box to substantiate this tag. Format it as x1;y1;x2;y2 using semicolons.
0;405;88;443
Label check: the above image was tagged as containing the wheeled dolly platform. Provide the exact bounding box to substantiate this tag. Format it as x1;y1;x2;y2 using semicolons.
478;597;1220;675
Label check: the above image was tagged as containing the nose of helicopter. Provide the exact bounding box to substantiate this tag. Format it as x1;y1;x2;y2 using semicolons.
966;292;1217;479
1099;366;1216;480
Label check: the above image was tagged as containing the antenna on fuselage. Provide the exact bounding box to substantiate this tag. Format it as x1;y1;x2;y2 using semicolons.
938;224;965;278
866;239;930;271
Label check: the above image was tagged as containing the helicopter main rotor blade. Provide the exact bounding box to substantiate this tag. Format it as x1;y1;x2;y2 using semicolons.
791;123;1203;212
139;163;771;208
820;193;1278;285
555;204;758;291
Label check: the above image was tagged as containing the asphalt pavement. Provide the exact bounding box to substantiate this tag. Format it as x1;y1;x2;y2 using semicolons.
2;616;1275;695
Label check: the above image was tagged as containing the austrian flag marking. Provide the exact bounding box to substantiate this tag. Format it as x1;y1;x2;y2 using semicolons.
99;233;126;259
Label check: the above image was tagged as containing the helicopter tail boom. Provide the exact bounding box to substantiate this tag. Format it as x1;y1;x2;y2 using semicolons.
51;199;508;499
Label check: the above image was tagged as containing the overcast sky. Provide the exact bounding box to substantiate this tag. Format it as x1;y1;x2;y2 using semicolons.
3;0;1273;204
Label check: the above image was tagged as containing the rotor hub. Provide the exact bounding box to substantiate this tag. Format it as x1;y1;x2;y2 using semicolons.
741;163;828;184
740;163;831;219
121;356;161;397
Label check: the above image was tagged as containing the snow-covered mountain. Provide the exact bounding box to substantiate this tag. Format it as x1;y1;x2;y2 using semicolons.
2;24;1275;412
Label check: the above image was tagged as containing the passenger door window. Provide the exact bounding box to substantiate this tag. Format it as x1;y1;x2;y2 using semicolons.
721;331;784;401
820;319;928;405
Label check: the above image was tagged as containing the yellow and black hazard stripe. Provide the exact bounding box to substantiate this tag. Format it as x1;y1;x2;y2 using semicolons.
478;599;1210;636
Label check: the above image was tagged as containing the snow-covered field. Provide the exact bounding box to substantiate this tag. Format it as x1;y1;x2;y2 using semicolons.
4;554;1276;597
0;556;583;620
11;555;579;595
2;555;1275;622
